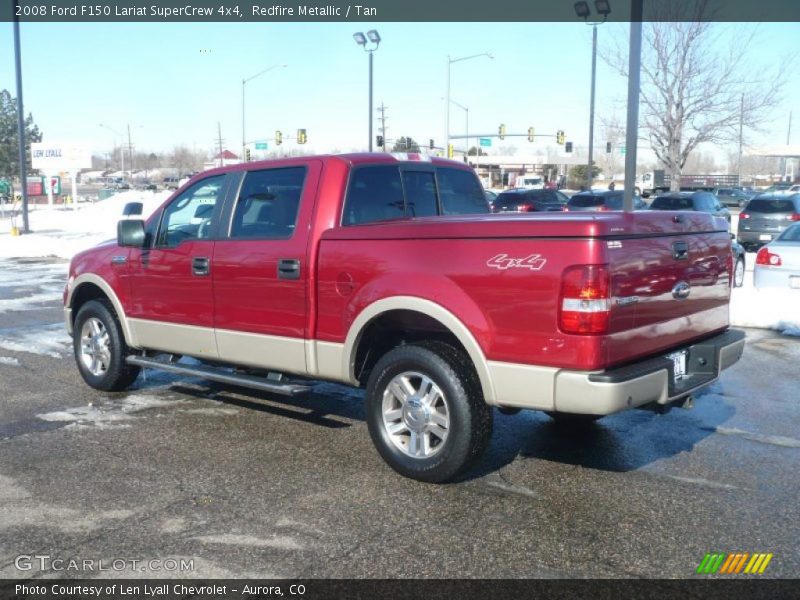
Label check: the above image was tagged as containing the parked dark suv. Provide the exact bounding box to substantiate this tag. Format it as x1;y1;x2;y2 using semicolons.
565;190;647;212
737;193;800;251
649;191;730;223
491;189;568;212
713;187;753;208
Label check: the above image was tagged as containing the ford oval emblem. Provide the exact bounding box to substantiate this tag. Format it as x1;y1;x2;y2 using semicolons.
672;281;691;300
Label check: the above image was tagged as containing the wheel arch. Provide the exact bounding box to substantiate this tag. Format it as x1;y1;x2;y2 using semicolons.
342;296;496;405
67;274;137;347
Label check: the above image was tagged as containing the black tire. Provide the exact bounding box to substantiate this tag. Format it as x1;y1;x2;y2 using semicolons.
733;256;745;288
365;341;493;483
547;412;602;431
73;299;140;391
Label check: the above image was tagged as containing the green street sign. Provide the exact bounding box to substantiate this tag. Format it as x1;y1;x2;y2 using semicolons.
620;146;626;155
255;142;268;150
479;138;492;147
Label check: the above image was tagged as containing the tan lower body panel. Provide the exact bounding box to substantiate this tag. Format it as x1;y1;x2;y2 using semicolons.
215;328;308;376
487;361;558;410
128;318;219;358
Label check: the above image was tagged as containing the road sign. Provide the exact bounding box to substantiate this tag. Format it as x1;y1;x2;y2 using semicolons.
479;138;492;147
255;142;268;150
620;146;626;155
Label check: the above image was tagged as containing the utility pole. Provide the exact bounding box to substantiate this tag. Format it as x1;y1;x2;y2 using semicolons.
13;8;30;233
217;122;224;168
587;23;598;190
377;102;388;152
127;123;134;179
785;111;793;181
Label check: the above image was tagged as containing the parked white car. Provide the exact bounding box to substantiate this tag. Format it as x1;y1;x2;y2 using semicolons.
753;223;800;289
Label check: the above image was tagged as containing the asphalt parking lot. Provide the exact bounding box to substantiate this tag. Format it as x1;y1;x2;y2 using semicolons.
0;257;798;579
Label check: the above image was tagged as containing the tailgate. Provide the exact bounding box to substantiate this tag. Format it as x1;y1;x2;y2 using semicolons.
604;212;732;366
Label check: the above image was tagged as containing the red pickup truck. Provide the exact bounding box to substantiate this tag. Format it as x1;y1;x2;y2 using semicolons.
64;153;744;482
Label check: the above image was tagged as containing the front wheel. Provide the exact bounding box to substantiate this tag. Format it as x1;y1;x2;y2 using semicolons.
365;342;493;483
73;299;140;391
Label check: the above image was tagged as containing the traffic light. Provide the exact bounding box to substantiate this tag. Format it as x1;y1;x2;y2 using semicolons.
606;142;612;153
244;148;251;162
297;129;307;144
527;127;535;142
556;130;565;145
498;124;506;140
275;130;282;145
429;139;435;150
447;144;454;158
565;141;573;153
376;135;384;148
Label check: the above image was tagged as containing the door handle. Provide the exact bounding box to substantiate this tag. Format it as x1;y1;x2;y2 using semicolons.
277;258;300;280
192;256;210;276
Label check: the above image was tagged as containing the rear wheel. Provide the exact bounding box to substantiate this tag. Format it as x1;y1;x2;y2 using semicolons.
73;300;140;391
365;342;493;483
733;256;745;288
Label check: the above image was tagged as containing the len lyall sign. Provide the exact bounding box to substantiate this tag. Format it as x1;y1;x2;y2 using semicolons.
31;142;91;172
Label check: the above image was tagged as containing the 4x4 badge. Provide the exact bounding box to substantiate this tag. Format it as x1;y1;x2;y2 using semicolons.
487;254;547;271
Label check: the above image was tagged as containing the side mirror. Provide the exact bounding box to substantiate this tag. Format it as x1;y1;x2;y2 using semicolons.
123;202;143;216
117;219;146;247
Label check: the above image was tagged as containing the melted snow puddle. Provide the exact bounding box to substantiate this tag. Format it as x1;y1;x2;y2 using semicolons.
0;323;70;358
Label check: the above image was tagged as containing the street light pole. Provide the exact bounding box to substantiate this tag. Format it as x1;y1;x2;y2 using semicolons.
448;98;469;157
241;64;287;160
353;31;381;152
622;0;643;212
369;50;374;152
587;23;598;189
445;52;492;155
13;9;30;232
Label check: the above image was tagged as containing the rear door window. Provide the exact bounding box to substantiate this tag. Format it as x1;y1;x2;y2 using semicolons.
343;166;405;225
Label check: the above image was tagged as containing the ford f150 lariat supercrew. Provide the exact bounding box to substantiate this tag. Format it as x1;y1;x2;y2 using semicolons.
64;153;744;482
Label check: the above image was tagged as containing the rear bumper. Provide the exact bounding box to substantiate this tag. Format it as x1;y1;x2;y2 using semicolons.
737;229;785;245
553;329;746;415
754;266;800;289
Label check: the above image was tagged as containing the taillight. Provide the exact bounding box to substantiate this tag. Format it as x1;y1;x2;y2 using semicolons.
597;205;608;211
563;206;570;212
756;247;782;266
518;203;534;212
559;265;611;335
788;213;800;221
740;212;750;219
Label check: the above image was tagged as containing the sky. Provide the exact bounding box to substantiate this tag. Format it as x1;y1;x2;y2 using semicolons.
1;20;798;166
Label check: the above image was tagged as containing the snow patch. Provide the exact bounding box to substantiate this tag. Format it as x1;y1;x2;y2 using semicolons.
0;191;169;260
192;534;304;550
0;357;20;366
37;394;183;428
730;286;800;334
0;323;70;358
713;426;800;448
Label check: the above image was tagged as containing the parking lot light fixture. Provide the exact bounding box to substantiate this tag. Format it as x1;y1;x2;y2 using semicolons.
595;0;611;17
242;63;287;160
445;52;493;154
353;30;381;151
574;1;591;19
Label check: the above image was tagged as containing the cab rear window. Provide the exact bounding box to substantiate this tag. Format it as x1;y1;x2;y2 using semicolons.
746;199;795;213
568;195;604;207
651;196;694;210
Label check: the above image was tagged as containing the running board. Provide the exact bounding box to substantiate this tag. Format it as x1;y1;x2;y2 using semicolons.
125;356;311;397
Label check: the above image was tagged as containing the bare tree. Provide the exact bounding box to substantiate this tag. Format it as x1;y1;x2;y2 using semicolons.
170;145;205;175
603;0;787;190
